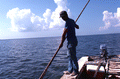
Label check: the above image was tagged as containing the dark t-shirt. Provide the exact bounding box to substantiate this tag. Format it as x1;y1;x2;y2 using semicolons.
65;18;78;48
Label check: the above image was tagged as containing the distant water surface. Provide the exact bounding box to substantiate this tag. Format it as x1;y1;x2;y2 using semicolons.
0;33;120;79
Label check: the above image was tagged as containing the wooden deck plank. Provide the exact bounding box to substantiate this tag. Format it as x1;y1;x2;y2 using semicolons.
108;55;120;78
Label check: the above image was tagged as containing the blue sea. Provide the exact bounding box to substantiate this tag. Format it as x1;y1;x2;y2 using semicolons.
0;33;120;79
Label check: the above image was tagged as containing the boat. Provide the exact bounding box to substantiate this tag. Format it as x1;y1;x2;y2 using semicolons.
39;44;120;79
60;54;120;79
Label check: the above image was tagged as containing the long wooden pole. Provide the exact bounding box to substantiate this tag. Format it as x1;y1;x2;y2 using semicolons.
75;0;90;23
39;47;60;79
39;0;90;79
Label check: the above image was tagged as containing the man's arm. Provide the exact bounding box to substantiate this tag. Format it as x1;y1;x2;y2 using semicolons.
59;28;68;48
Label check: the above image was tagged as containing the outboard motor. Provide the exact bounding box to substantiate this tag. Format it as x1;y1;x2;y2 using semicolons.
100;44;108;60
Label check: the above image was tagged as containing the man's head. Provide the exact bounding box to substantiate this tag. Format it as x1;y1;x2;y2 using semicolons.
60;11;68;21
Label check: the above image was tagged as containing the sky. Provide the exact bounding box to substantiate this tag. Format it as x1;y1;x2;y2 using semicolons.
0;0;120;39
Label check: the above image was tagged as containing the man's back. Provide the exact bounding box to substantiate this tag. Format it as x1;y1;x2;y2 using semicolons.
65;18;77;46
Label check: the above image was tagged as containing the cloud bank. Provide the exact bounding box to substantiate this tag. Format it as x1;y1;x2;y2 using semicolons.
7;0;71;32
99;7;120;31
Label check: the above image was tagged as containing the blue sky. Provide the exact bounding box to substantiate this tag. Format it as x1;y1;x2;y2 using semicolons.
0;0;120;39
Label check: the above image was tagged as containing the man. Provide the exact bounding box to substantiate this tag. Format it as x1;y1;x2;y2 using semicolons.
59;11;79;76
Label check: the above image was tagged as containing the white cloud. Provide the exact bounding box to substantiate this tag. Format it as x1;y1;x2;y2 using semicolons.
7;0;71;32
7;8;34;32
99;7;120;31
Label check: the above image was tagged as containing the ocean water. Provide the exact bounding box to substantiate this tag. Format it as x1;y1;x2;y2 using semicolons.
0;33;120;79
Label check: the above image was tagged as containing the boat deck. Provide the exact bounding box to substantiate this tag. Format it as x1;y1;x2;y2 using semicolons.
60;55;120;79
